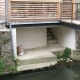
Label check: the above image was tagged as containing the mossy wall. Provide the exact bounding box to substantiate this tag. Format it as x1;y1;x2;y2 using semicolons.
0;32;16;75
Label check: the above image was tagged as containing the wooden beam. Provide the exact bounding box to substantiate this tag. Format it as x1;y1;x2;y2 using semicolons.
9;0;61;3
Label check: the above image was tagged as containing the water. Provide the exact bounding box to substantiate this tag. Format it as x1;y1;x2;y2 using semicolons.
1;62;80;80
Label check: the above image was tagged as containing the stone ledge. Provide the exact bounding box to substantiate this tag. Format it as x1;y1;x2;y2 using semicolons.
17;61;57;71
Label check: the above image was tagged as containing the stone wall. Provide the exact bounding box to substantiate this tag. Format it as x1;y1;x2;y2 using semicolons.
0;32;16;75
75;30;80;49
70;30;80;60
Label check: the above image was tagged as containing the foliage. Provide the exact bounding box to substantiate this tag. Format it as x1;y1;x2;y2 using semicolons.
57;47;71;59
0;32;16;75
0;54;17;75
9;66;16;72
0;58;5;75
57;52;62;59
61;47;71;59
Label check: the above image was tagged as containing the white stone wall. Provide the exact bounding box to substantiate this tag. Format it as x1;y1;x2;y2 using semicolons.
51;26;76;50
16;28;47;49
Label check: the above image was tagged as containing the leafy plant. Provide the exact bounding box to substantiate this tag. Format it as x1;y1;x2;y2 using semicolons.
57;47;71;59
0;70;4;75
61;47;71;59
57;52;62;59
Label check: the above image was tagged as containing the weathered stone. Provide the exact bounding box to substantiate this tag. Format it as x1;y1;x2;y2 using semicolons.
75;30;80;49
0;32;15;74
2;43;11;53
71;50;80;60
76;44;80;49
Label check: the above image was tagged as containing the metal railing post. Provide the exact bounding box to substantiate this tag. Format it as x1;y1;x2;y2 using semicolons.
5;0;8;23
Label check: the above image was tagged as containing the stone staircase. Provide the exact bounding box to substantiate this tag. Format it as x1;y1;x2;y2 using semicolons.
17;55;57;71
47;28;59;46
17;52;57;71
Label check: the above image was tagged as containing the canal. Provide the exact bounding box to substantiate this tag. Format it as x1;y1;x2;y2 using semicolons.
1;61;80;80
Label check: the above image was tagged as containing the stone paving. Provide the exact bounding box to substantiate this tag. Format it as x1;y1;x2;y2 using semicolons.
17;45;65;71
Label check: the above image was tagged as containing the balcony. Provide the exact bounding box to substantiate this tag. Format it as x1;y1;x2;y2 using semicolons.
0;0;79;24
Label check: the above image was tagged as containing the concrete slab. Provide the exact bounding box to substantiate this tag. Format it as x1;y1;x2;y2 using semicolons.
11;20;60;25
17;62;57;71
17;45;64;71
61;19;80;25
0;24;10;31
17;45;64;60
0;20;5;24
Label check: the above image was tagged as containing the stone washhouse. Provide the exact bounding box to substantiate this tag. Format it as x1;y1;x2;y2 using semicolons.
0;0;80;71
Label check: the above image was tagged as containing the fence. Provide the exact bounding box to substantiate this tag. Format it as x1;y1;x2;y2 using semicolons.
0;0;80;22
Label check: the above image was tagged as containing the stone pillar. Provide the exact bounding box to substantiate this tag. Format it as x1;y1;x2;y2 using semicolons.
12;28;17;59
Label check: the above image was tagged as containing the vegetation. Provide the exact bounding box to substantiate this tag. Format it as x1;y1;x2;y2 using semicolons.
0;58;5;75
0;55;17;75
57;47;71;60
9;66;16;72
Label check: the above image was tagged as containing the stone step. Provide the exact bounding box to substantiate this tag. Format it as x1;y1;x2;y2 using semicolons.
48;46;65;53
47;43;62;47
47;33;52;36
17;61;57;71
47;36;53;40
47;30;52;33
18;56;57;66
47;40;58;44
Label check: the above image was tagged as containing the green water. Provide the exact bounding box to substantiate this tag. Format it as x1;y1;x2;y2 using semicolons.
1;64;80;80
